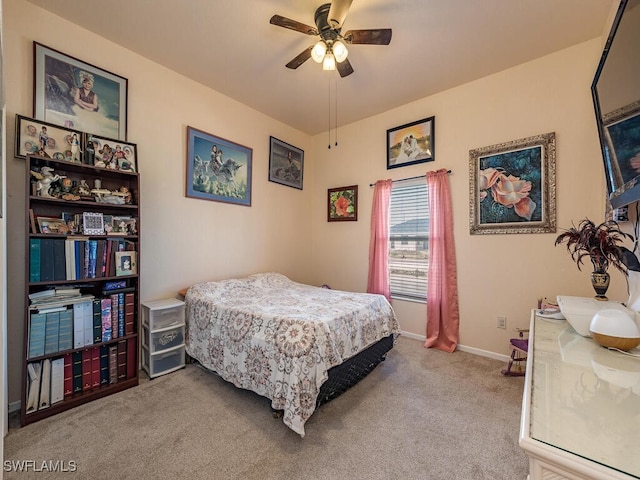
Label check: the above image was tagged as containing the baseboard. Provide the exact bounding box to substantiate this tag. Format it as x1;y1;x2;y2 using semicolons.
9;400;20;413
399;330;510;362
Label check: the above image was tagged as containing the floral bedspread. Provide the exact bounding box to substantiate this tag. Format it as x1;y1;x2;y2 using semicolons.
184;272;400;436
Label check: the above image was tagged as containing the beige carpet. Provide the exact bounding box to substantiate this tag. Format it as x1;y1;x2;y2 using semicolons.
5;337;529;479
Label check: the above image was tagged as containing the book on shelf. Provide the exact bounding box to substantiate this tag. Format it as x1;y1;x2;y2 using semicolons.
101;298;112;343
30;294;95;311
108;345;118;384
52;239;67;281
91;347;101;389
50;357;65;404
117;340;127;381
29;238;40;283
26;361;42;413
125;292;135;335
73;351;83;393
99;345;109;385
81;349;92;391
126;338;137;379
39;358;51;410
40;238;55;283
43;311;60;356
63;353;73;398
58;308;73;352
27;312;46;359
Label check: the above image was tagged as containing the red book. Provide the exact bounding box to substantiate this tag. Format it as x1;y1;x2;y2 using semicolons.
125;292;135;335
91;347;101;389
126;338;137;379
63;353;73;397
117;340;127;381
81;349;92;391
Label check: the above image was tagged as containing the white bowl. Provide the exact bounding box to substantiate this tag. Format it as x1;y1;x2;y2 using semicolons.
590;309;640;351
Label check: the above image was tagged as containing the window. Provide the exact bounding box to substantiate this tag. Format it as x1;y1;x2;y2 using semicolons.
389;179;429;301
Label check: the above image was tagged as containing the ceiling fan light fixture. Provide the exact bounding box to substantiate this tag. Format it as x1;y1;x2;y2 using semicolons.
333;40;348;63
311;40;327;63
323;52;336;71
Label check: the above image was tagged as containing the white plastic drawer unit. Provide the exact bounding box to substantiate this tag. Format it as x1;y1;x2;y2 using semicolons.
142;298;185;330
143;325;185;353
142;346;185;378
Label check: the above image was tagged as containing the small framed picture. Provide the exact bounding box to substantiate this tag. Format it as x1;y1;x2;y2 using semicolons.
36;216;68;234
387;116;435;169
109;216;137;236
328;185;358;222
15;114;83;161
85;134;137;172
82;212;104;235
115;251;137;276
268;136;304;190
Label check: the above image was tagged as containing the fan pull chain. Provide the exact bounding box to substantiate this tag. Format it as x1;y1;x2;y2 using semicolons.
328;79;331;149
335;77;338;147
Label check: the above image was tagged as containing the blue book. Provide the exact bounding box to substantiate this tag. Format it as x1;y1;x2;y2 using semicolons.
101;298;112;343
53;239;67;281
118;293;125;337
40;238;55;282
44;311;60;355
29;238;41;283
74;240;83;279
28;312;46;358
88;240;98;278
92;299;102;344
57;308;74;352
99;345;109;385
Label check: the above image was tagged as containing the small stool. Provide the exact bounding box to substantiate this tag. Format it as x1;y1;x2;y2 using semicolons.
501;329;529;377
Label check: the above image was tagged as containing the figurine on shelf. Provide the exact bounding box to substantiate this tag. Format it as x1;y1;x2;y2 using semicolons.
70;133;82;163
84;139;95;165
78;179;91;196
31;166;64;198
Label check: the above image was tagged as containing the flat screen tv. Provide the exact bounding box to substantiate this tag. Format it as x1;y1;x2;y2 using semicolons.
592;0;640;209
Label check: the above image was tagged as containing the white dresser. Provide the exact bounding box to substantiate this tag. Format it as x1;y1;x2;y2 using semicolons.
520;311;640;480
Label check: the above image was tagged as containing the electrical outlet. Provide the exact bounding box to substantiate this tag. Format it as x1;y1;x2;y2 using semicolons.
497;316;507;329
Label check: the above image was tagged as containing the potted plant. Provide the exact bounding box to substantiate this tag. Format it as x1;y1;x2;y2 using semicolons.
554;218;632;300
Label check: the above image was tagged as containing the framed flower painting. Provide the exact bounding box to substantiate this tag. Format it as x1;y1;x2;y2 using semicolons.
469;132;556;234
328;185;358;222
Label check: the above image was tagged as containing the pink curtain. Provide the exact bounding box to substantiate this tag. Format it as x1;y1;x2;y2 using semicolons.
367;179;393;301
424;169;460;352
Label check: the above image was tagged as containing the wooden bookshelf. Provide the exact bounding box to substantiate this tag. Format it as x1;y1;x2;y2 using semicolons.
21;154;140;426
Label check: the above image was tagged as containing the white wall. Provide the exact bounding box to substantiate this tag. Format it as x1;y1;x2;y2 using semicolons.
310;39;629;356
3;0;314;406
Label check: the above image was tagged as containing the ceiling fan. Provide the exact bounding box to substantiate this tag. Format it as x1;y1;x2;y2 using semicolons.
270;0;392;78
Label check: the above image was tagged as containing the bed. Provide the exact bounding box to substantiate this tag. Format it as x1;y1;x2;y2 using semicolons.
183;272;400;436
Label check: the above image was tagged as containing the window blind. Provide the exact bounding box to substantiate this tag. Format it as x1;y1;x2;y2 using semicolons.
389;180;429;301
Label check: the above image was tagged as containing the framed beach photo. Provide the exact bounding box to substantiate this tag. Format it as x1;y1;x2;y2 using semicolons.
328;185;358;222
186;126;252;206
469;132;556;235
268;136;304;190
86;134;137;172
33;42;128;140
387;116;435;169
15;114;83;162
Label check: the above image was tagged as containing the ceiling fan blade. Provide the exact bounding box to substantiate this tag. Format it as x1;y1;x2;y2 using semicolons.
285;46;314;69
343;29;392;45
337;58;354;78
270;15;319;36
327;0;354;29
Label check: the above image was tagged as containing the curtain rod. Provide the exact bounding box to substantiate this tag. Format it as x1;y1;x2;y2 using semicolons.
369;170;452;187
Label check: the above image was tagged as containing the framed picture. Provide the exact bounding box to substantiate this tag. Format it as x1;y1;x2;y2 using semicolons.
36;216;68;234
268;136;304;190
85;134;137;172
186;126;252;206
602;100;640;193
469;132;556;235
328;185;358;222
115;251;137;276
82;212;104;235
15;114;83;161
33;42;128;140
387;116;435;169
108;216;137;236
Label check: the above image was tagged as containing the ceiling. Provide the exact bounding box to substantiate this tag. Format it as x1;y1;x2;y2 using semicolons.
27;0;615;135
